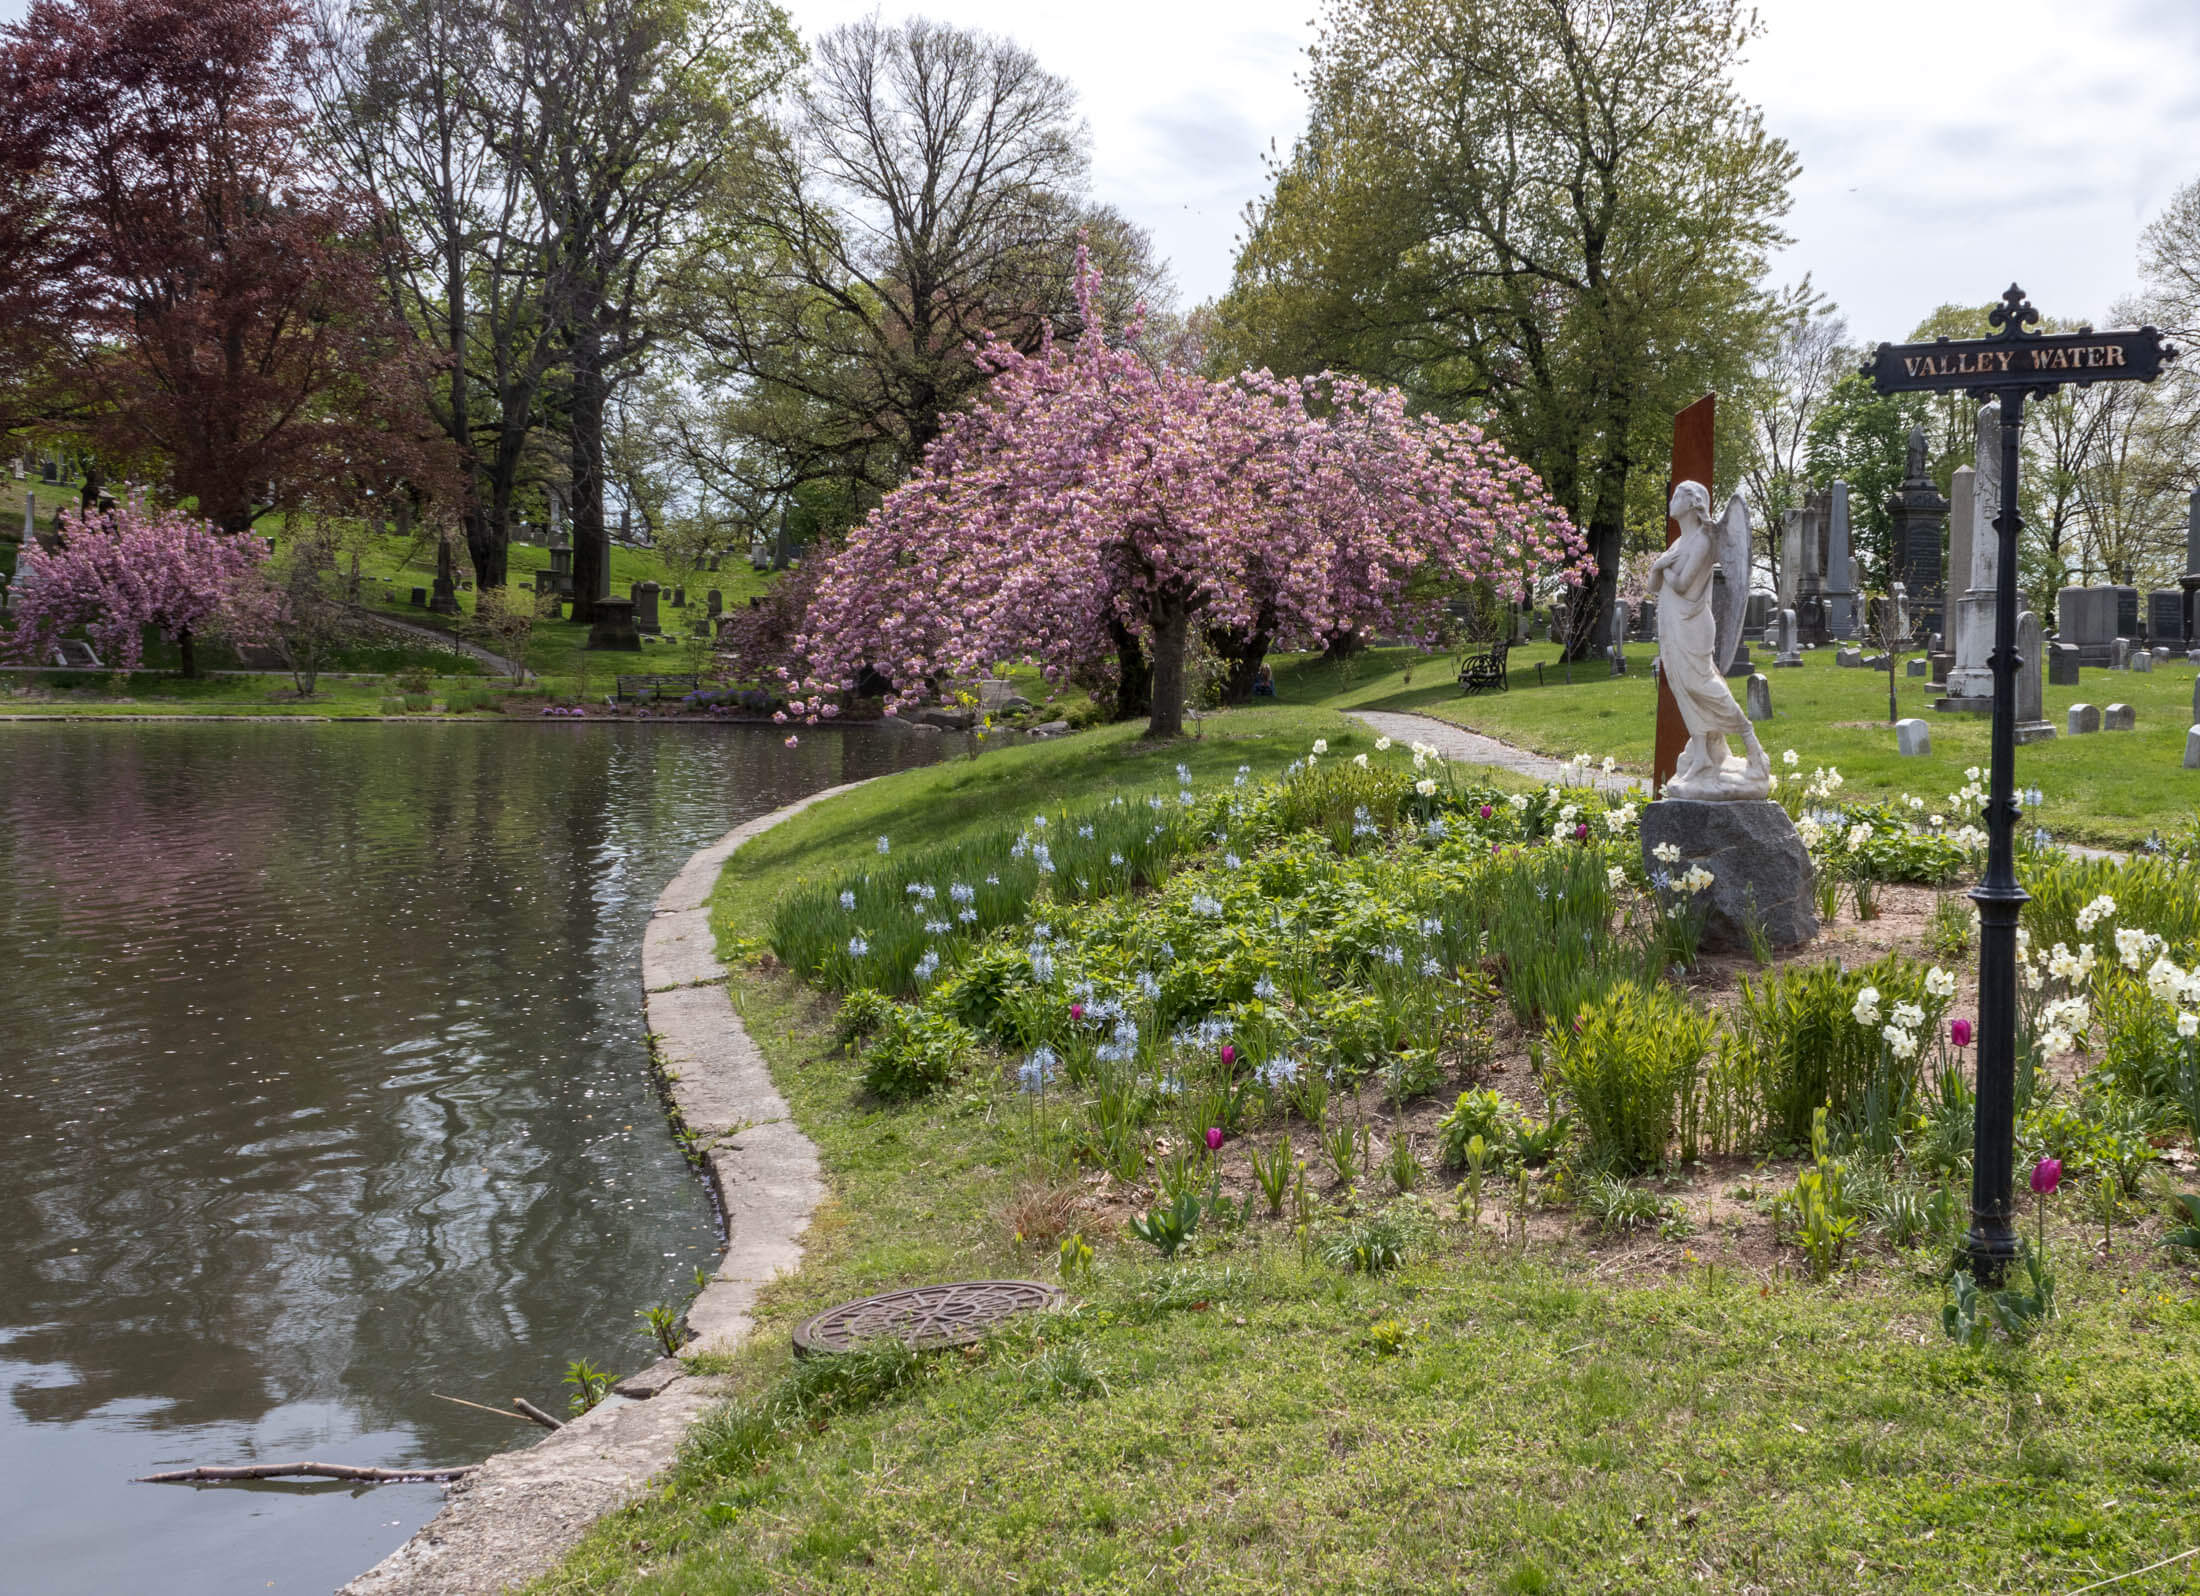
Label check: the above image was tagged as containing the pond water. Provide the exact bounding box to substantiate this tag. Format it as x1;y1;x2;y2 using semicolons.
0;722;944;1596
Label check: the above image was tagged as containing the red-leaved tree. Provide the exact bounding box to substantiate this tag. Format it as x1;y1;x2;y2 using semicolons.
6;500;272;675
0;0;440;529
788;249;1587;737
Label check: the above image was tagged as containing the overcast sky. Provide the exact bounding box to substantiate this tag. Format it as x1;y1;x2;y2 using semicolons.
7;0;2193;340
781;0;2200;341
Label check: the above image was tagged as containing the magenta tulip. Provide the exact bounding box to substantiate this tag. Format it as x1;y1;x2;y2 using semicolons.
1220;1044;1236;1068
1479;804;1493;820
1950;1018;1973;1049
2030;1157;2062;1196
1573;822;1589;841
1069;1002;1085;1022
1205;1127;1225;1152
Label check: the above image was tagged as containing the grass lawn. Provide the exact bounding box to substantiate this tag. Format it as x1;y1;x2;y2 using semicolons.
529;715;2200;1596
1275;641;2200;849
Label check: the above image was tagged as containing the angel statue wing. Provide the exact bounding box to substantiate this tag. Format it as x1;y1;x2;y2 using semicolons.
1713;492;1751;676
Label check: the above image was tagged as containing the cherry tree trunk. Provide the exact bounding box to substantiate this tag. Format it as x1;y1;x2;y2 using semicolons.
1109;616;1150;722
1145;589;1191;740
177;628;197;679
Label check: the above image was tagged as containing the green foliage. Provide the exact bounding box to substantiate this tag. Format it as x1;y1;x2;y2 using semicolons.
1248;1139;1297;1218
1943;1245;2055;1349
2161;1194;2200;1260
1719;954;1948;1151
1127;1190;1205;1259
830;988;895;1051
1321;1212;1410;1274
564;1357;612;1416
638;1302;686;1358
1549;983;1716;1173
1579;1173;1677;1234
860;1006;975;1100
1506;1113;1571;1169
1437;1087;1513;1166
1783;1107;1859;1280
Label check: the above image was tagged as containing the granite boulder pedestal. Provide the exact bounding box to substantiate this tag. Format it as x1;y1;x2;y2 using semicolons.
1638;800;1816;954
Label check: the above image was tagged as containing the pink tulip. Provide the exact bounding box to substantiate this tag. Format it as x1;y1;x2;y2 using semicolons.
1573;822;1589;841
1219;1044;1236;1068
1205;1127;1225;1152
2030;1157;2062;1196
1478;805;1493;820
1950;1018;1973;1049
1069;1002;1084;1022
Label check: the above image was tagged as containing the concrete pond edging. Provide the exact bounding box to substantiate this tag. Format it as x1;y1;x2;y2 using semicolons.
342;779;874;1596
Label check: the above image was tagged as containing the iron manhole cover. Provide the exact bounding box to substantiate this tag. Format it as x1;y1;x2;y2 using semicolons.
792;1279;1067;1356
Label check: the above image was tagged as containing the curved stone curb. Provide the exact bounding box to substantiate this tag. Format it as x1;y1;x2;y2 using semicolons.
342;779;873;1596
1348;708;1649;792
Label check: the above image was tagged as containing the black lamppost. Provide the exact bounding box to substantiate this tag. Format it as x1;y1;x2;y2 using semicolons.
1864;289;2176;1283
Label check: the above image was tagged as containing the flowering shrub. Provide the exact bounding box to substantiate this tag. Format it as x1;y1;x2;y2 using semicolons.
4;499;270;672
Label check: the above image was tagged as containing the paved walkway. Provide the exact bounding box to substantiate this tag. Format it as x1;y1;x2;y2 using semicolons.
1349;709;1649;793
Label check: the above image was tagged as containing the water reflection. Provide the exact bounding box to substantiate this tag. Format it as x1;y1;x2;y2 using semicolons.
0;722;939;1595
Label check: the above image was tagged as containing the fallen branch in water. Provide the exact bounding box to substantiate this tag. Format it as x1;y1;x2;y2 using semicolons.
432;1392;535;1423
136;1460;478;1485
512;1397;565;1431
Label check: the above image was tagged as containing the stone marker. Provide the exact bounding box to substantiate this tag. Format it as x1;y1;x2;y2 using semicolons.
1861;653;1889;670
1896;717;1930;756
1746;673;1772;721
1835;646;1862;668
410;586;427;607
1907;658;1929;677
1826;480;1858;638
2132;650;2154;674
2069;703;2100;735
2187;726;2200;771
1946;404;2000;706
2193;675;2200;727
2049;643;2080;687
2014;610;2054;744
2111;638;2132;670
585;597;643;652
631;580;661;636
2104;702;2136;732
1891;426;1950;638
1773;607;1802;667
2149;589;2187;646
2059;585;2120;666
1778;508;1802;612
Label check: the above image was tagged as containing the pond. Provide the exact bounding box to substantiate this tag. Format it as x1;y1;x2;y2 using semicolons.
0;722;946;1595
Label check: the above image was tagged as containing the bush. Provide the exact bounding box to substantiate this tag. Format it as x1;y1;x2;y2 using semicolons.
860;1006;975;1100
1437;1087;1513;1166
1549;982;1716;1173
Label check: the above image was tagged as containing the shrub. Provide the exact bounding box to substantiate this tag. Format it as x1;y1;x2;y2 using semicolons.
1549;982;1716;1173
1437;1087;1513;1166
861;1006;975;1100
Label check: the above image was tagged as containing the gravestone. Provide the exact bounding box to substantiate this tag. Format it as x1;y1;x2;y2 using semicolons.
2193;675;2200;727
410;587;427;607
2058;586;2120;667
2112;639;2132;671
585;597;642;652
1746;674;1772;721
2186;726;2200;771
1608;598;1629;674
1890;427;1950;638
2184;487;2200;645
2115;586;2141;639
1773;607;1802;667
1745;589;1774;640
1930;651;1952;683
1946;402;2001;708
1794;491;1831;646
2132;650;2154;675
2049;644;2080;686
705;588;723;618
1635;596;1658;641
1907;658;1929;677
1896;718;1931;756
2149;589;2187;646
1778;508;1803;611
1825;480;1858;638
2014;611;2054;744
40;458;56;483
670;586;685;608
1946;464;1975;666
545;533;574;599
2068;703;2100;735
631;580;661;635
1836;647;1863;668
2104;703;2136;732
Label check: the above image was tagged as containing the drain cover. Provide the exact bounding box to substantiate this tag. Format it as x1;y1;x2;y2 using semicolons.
792;1279;1067;1356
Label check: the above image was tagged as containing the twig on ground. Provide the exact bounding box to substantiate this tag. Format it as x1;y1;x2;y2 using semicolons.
433;1392;534;1423
512;1397;566;1431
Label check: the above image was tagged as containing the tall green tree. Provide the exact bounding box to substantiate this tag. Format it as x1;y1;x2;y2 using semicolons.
1217;0;1798;654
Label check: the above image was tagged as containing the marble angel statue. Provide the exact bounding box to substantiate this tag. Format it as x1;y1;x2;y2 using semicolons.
1647;481;1771;801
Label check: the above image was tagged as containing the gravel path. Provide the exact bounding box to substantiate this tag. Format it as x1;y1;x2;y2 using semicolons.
1348;709;1649;793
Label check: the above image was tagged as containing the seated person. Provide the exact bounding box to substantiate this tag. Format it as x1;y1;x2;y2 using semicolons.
1252;662;1276;697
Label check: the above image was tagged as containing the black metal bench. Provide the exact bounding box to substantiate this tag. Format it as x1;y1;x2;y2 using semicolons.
614;673;701;703
1457;641;1509;695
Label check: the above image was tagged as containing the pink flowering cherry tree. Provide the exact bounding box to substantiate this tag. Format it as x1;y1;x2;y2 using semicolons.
788;249;1588;739
6;500;272;676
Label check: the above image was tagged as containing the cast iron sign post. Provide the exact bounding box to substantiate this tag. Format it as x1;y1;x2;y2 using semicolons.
1865;287;2176;1283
